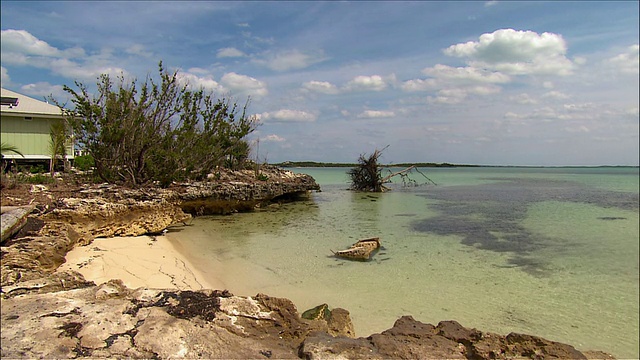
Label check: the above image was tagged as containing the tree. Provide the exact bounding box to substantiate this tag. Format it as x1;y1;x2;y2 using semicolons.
348;146;436;192
348;147;387;192
59;61;259;187
48;120;69;176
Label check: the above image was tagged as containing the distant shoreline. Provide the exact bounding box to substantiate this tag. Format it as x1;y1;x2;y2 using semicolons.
275;161;639;169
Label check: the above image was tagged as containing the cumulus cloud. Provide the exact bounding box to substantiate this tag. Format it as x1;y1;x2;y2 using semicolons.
1;29;61;57
302;80;340;94
217;47;246;58
1;29;84;61
427;88;468;104
48;57;128;82
0;29;126;82
542;90;570;100
220;72;268;97
19;82;65;99
510;93;538;105
423;64;511;83
401;78;438;92
344;75;387;92
607;44;639;75
262;134;286;142
357;110;395;118
125;44;152;58
254;49;326;72
1;66;10;85
258;109;316;123
177;72;225;92
444;29;574;76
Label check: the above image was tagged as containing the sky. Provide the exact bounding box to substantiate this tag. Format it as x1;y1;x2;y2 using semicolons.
1;1;638;166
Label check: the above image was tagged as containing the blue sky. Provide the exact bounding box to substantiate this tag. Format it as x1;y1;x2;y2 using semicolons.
1;1;638;166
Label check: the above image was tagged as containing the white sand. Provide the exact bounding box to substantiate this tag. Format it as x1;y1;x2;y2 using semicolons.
57;235;225;290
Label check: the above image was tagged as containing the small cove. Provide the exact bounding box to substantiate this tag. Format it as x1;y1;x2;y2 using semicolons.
167;167;639;358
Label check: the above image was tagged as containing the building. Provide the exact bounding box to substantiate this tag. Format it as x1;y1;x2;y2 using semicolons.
1;88;74;167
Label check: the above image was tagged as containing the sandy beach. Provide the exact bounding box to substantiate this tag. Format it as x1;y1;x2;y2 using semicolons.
57;235;225;291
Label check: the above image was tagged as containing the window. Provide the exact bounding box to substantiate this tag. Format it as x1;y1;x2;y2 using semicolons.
1;97;19;108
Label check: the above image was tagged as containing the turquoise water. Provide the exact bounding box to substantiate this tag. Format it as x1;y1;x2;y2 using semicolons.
167;167;639;358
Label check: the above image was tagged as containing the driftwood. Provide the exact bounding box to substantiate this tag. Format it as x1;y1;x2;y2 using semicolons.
1;205;36;243
333;237;381;261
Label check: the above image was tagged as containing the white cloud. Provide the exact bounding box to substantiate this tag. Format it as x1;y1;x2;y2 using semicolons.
1;29;61;57
467;85;501;95
401;78;438;92
357;110;395;118
427;88;467;104
563;103;595;112
1;66;10;85
49;58;128;82
607;44;639;75
20;82;66;100
510;93;538;105
177;72;225;92
262;134;286;142
217;47;246;58
220;72;268;97
302;80;340;94
423;64;510;83
484;1;499;7
344;75;387;92
254;49;326;72
125;44;152;58
542;90;570;100
258;109;316;123
573;56;587;65
0;30;127;82
444;29;574;76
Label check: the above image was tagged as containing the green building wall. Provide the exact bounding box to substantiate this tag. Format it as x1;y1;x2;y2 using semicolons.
1;115;74;158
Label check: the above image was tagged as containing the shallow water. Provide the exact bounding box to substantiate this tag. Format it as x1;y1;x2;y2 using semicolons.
167;167;639;358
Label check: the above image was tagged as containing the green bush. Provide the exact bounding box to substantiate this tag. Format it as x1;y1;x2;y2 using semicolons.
59;61;258;187
29;164;46;174
24;174;55;184
74;154;95;171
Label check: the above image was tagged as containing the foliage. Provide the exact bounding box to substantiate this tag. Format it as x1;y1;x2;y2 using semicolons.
49;120;69;176
29;164;46;174
24;173;56;184
1;142;24;158
348;148;387;192
73;154;95;171
59;61;258;187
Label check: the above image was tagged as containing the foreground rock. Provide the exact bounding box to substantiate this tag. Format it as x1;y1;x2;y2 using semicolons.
1;281;613;359
0;205;35;242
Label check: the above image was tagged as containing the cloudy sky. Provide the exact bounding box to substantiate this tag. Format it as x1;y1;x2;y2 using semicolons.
1;1;638;166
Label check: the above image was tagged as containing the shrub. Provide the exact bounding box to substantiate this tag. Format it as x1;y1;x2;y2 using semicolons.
59;61;259;187
74;154;95;171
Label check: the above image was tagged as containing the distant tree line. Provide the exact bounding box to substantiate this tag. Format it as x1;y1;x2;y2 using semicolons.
58;62;258;187
276;161;472;168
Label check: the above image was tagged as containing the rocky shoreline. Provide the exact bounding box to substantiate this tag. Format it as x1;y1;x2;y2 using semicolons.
0;166;615;359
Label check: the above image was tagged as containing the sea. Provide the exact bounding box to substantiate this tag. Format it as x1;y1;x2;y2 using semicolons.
166;166;639;358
